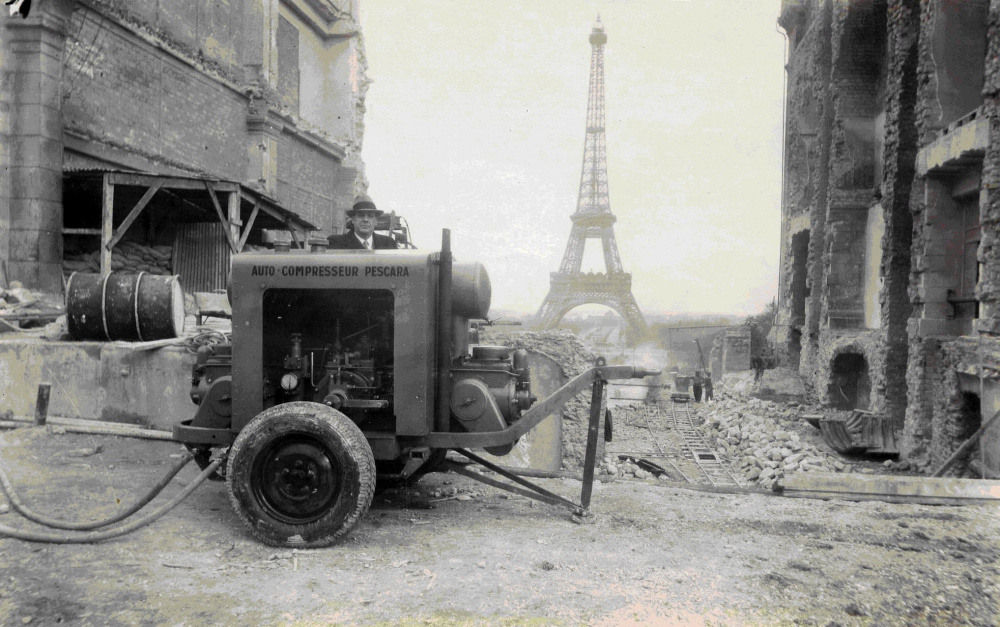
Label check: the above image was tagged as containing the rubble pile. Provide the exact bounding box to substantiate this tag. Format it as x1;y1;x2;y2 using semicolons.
700;397;846;489
0;283;65;333
598;454;671;481
479;328;605;470
63;242;173;277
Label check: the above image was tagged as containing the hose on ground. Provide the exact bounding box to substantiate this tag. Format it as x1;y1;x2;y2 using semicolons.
0;459;222;544
0;452;194;530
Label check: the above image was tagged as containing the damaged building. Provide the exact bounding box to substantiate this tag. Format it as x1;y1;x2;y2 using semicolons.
0;0;368;294
775;0;999;476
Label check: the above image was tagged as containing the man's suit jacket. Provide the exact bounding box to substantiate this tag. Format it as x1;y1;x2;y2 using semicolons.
327;231;398;250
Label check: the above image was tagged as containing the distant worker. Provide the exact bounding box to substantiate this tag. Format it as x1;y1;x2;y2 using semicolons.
327;195;398;250
703;372;714;402
751;354;765;383
692;370;703;403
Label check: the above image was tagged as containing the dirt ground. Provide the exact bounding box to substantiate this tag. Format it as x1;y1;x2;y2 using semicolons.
1;423;998;627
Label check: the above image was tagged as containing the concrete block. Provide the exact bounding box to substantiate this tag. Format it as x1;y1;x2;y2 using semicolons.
99;345;196;429
0;339;197;430
9;197;62;230
916;318;965;337
9;165;62;202
11;69;61;107
12;104;63;138
10;135;63;168
0;340;103;418
917;284;951;304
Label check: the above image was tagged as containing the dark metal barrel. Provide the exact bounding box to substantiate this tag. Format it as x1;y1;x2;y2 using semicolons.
66;272;185;341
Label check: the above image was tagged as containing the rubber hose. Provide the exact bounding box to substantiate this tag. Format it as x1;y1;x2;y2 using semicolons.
0;452;194;530
0;459;222;544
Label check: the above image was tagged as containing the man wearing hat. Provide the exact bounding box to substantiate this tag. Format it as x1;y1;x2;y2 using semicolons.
327;195;398;250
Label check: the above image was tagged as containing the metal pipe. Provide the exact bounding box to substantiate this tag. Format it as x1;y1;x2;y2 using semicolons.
435;229;453;433
34;383;51;426
454;448;579;510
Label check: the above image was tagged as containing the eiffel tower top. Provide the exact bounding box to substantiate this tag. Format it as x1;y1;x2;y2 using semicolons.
574;14;611;219
590;15;607;46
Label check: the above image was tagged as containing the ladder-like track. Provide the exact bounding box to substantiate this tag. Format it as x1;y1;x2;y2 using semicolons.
669;400;741;487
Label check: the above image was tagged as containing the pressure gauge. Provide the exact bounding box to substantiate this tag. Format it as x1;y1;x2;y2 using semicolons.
280;373;299;391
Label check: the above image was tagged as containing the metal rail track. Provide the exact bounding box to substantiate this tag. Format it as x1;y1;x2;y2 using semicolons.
669;400;741;487
614;402;692;482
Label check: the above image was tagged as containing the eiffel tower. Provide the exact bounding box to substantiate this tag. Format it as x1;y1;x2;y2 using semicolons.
534;16;647;342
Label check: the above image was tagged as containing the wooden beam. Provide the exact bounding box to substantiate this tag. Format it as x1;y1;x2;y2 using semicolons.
101;174;114;276
227;186;241;253
237;199;261;253
932;408;1000;477
779;472;1000;506
106;180;164;251
204;181;239;253
107;172;238;193
61;228;102;236
287;222;304;249
160;188;214;219
239;188;317;232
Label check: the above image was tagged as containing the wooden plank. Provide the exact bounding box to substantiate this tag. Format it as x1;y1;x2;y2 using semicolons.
819;419;864;453
102;174;114;276
287;222;304;249
933;408;1000;477
61;228;102;236
108;172;238;193
0;310;63;321
105;181;164;251
204;181;239;253
227;187;241;254
239;188;318;231
112;338;186;352
237;199;261;253
779;472;1000;506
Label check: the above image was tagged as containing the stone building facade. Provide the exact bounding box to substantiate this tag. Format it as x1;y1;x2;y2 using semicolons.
0;0;368;292
776;0;1000;476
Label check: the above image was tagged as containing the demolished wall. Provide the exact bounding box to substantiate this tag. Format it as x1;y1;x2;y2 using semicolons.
778;0;916;431
779;0;1000;476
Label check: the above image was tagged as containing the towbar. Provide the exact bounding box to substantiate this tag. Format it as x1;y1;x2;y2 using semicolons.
422;364;660;449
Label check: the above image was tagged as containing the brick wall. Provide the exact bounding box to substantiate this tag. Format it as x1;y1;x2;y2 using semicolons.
62;13;246;179
276;132;339;232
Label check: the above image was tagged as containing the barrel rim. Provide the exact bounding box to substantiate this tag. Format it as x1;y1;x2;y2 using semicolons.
100;273;112;341
134;271;148;341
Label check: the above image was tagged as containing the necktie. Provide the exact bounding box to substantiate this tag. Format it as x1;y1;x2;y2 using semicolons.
365;239;372;250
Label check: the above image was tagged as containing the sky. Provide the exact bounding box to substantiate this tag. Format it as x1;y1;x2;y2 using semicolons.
358;0;787;317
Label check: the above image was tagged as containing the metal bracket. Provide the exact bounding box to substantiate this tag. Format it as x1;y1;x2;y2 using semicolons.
447;448;586;516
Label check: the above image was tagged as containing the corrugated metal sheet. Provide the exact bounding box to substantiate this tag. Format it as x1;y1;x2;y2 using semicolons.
173;222;231;293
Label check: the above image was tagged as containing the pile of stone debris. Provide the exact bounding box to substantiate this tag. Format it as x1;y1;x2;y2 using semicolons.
0;282;65;333
699;397;848;489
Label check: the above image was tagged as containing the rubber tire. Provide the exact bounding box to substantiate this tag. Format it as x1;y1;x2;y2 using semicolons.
227;402;376;548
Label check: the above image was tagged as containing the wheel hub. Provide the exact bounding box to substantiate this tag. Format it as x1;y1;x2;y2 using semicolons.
254;439;340;524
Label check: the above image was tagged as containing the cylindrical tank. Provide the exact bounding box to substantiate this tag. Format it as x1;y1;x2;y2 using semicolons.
452;262;491;319
66;272;185;341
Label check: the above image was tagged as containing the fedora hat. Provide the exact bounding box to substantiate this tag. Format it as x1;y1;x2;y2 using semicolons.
346;194;384;217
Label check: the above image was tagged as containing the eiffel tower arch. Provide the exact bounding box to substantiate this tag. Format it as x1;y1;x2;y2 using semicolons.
534;16;647;342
